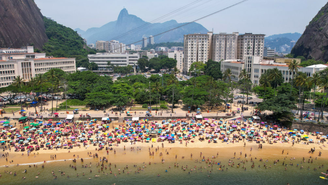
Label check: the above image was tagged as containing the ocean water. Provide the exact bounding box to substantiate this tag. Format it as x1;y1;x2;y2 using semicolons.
0;155;327;185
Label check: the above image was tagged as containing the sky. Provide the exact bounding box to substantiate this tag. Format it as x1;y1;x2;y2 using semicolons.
35;0;327;36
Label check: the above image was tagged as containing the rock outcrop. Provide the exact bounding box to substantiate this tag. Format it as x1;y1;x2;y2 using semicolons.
291;2;328;62
0;0;48;49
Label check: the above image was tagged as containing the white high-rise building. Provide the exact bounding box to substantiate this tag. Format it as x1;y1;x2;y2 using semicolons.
212;32;238;62
142;37;148;48
183;32;213;73
149;35;155;45
168;51;184;72
130;44;136;51
109;40;119;53
237;33;265;60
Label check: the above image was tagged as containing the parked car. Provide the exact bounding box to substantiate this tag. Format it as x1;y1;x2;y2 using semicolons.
248;97;253;100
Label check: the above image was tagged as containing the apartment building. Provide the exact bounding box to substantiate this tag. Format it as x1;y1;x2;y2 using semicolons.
142;37;148;48
264;47;275;57
237;33;265;60
0;46;76;88
149;35;155;45
168;50;184;72
212;32;238;62
183;32;264;73
88;53;139;70
183;32;212;73
95;41;109;51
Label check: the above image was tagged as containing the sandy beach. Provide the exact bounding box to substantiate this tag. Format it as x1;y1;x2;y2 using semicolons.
1;118;328;167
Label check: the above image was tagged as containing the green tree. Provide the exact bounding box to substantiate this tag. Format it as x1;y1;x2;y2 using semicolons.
295;72;310;120
204;59;222;80
288;60;299;95
85;92;112;108
165;84;182;113
309;73;321;120
110;94;130;110
189;62;206;76
223;69;234;111
88;62;98;70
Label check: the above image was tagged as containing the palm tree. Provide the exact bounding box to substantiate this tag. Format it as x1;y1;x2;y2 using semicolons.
295;72;308;120
239;69;251;104
259;74;271;100
223;69;234;112
13;76;24;111
269;68;282;89
46;70;57;114
152;82;161;110
190;77;197;110
35;74;44;112
309;73;320;120
288;60;299;95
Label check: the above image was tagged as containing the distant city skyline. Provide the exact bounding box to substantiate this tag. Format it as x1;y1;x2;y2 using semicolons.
35;0;327;37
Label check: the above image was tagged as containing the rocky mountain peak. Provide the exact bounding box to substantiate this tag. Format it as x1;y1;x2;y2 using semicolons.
291;2;328;62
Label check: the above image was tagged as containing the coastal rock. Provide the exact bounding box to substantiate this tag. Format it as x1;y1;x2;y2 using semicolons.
0;0;48;49
291;2;328;62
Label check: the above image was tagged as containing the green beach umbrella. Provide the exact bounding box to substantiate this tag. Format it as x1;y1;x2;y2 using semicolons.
3;121;10;124
24;126;29;129
19;117;27;121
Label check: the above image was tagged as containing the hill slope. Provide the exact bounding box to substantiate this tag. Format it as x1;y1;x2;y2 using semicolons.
41;17;96;68
77;8;209;44
291;2;328;61
0;0;48;49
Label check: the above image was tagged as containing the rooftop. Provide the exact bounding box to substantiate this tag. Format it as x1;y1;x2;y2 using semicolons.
306;64;328;68
34;57;69;60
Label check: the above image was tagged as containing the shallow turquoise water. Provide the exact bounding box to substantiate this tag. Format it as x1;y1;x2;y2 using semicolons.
0;156;327;185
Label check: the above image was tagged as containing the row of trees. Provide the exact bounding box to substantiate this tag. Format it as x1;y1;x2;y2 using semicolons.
137;55;177;72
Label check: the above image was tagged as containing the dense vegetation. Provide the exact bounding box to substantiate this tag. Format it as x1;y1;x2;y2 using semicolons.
137;55;177;72
39;17;96;69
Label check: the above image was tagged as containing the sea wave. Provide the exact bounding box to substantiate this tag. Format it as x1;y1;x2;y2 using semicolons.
0;158;91;168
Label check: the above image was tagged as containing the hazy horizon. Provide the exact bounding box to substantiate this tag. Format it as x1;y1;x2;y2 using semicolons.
35;0;327;37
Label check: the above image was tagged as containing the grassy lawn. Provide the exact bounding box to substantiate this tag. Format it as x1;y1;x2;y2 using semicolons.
3;104;21;107
51;106;88;112
2;108;21;112
50;107;78;111
130;107;161;111
60;99;87;106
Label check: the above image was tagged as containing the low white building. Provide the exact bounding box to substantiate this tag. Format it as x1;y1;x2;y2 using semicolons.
0;46;76;88
221;55;328;85
88;53;139;70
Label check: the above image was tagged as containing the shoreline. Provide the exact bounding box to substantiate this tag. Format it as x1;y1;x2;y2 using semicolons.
1;143;327;167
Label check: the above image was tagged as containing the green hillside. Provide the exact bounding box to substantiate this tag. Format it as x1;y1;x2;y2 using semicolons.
38;17;96;68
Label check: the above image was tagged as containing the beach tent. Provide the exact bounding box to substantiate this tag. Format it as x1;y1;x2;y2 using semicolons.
66;115;74;120
102;117;109;121
252;116;260;121
132;117;139;121
196;115;203;120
